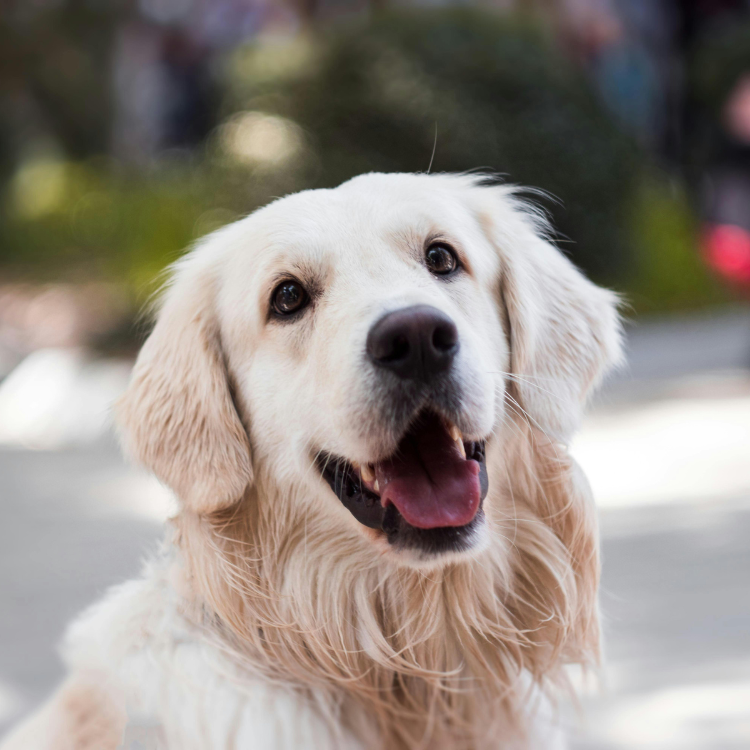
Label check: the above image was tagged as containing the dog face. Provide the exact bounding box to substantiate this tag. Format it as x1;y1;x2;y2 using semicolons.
218;174;508;559
118;173;621;566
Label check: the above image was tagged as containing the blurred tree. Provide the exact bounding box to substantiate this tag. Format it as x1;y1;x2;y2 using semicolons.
0;0;125;168
2;5;725;316
227;9;642;283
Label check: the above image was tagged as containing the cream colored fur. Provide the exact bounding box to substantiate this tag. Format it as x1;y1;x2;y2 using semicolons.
0;173;622;750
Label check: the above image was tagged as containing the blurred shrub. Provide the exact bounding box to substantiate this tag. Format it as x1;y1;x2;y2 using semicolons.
0;7;730;319
1;158;202;296
627;177;729;313
0;1;122;177
226;9;642;283
0;148;314;300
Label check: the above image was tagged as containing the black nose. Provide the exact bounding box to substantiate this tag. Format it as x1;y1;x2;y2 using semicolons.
367;304;459;382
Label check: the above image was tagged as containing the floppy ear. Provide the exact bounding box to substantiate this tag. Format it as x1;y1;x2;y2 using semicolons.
470;184;622;669
477;185;623;442
117;255;252;514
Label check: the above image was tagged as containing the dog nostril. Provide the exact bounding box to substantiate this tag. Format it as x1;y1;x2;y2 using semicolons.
367;305;458;381
432;323;457;353
383;334;410;363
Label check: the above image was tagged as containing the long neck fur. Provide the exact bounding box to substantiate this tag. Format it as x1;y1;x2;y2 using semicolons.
173;417;599;750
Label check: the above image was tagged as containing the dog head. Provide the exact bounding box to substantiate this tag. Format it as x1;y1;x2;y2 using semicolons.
118;173;621;566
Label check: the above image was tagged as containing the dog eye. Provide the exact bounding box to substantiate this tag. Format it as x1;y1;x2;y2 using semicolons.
425;243;458;276
272;280;309;316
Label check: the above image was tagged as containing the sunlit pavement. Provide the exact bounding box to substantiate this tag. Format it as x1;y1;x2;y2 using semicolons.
0;309;749;748
568;378;750;749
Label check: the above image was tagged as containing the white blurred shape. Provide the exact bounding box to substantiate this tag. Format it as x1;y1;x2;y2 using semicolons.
591;679;750;748
86;468;176;523
221;111;303;166
573;393;750;508
0;349;131;449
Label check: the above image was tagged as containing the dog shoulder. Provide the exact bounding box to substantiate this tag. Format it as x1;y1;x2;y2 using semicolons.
55;559;360;749
0;675;127;750
62;562;174;680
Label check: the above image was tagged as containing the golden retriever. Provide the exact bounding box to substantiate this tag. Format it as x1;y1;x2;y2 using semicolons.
0;173;622;750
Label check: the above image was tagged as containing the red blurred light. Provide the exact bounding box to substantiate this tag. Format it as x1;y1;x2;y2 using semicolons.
702;223;750;285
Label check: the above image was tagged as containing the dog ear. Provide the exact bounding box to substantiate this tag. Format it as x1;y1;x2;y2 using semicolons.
117;254;252;514
476;185;623;442
500;435;602;672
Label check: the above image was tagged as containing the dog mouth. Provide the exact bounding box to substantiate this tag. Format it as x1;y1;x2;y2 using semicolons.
317;411;489;554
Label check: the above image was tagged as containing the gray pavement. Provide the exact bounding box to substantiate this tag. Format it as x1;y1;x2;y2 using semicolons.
599;307;750;404
0;307;749;748
0;440;163;726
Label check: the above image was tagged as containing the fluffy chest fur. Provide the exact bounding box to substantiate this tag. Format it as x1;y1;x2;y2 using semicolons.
61;427;588;750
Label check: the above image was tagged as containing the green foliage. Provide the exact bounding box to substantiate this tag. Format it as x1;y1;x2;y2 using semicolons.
0;7;730;318
1;158;201;298
0;148;314;300
227;9;642;283
0;1;124;172
626;177;730;313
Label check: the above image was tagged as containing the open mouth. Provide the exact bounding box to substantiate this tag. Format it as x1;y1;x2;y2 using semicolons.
317;411;489;555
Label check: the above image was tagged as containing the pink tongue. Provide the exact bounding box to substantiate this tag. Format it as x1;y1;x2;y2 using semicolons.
374;413;481;529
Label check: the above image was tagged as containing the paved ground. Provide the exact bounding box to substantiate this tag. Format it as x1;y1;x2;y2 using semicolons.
0;307;749;748
0;441;164;721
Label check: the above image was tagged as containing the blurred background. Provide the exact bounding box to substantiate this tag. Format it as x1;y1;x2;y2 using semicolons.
0;0;749;747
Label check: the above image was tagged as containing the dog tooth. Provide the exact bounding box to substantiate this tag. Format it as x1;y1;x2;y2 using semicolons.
373;479;380;494
457;440;466;459
448;424;462;442
360;464;375;483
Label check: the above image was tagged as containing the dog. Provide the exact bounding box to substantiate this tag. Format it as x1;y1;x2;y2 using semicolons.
0;172;622;750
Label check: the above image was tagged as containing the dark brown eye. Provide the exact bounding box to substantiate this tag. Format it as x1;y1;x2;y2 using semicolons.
425;242;458;276
272;280;308;316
